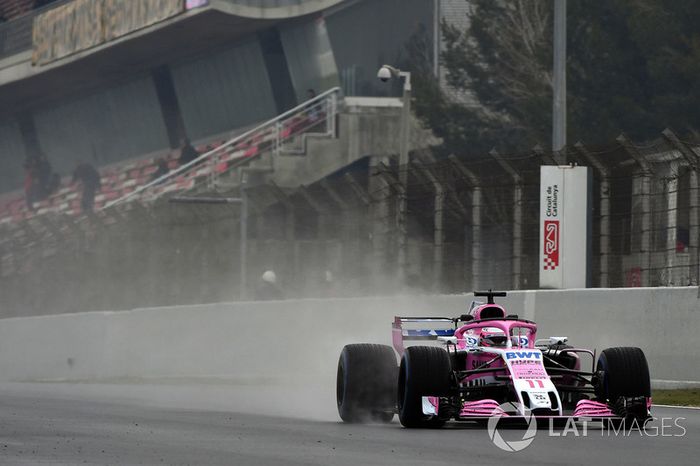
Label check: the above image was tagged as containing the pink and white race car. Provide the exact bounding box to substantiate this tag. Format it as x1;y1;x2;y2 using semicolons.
336;291;651;427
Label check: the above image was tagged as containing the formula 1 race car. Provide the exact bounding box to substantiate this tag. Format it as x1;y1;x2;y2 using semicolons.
336;291;651;427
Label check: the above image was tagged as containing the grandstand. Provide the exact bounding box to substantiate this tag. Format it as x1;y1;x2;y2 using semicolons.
0;0;438;315
0;87;338;224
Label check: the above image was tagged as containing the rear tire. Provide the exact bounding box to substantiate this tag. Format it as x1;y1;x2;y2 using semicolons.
336;344;397;423
398;346;452;428
595;347;651;420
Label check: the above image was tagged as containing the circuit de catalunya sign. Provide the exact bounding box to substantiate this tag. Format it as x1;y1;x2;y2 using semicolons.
539;165;590;289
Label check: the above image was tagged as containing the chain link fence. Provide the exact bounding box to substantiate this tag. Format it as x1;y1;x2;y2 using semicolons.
363;129;700;292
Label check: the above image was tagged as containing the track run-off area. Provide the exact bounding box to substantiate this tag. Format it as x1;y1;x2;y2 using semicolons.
0;382;697;466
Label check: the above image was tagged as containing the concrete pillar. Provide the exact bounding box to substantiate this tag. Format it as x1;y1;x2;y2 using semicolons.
151;65;187;148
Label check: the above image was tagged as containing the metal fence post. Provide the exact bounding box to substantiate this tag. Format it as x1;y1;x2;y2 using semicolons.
489;149;523;289
574;142;610;287
449;155;481;290
617;134;653;286
665;175;678;284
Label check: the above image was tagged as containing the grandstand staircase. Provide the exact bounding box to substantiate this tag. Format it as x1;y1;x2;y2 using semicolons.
106;87;343;210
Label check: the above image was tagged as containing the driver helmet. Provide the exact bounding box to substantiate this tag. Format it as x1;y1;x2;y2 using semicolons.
480;328;508;347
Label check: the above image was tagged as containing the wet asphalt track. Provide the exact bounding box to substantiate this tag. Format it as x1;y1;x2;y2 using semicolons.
0;383;698;466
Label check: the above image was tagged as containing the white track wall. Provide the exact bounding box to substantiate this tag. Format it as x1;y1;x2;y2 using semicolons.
0;288;698;384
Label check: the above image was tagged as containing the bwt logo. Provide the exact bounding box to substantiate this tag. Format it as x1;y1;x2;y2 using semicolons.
543;220;559;271
505;351;541;360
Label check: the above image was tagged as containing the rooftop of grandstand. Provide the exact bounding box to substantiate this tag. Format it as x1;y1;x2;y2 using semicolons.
0;0;345;118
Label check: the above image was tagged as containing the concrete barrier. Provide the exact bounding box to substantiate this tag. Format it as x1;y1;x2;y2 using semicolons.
0;288;698;385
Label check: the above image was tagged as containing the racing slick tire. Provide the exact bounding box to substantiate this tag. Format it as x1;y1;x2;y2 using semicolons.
336;344;397;423
595;347;651;421
398;346;451;428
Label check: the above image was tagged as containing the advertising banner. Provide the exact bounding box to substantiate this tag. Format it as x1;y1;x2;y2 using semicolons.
539;166;590;289
32;0;104;65
103;0;183;42
32;0;184;65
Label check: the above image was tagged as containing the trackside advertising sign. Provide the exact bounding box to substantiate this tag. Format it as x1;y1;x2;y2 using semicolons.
539;166;590;288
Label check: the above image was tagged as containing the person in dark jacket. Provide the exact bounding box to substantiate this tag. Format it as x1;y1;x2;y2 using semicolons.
177;138;199;167
72;161;101;214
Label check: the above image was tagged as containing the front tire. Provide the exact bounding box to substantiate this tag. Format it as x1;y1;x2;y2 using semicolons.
398;346;452;428
336;344;397;423
595;347;651;420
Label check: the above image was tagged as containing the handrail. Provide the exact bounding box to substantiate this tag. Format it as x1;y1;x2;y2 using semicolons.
104;86;341;209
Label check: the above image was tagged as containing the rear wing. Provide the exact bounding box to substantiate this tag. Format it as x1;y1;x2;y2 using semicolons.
392;316;455;356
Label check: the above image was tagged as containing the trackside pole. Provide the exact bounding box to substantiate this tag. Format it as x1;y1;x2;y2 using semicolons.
552;0;567;155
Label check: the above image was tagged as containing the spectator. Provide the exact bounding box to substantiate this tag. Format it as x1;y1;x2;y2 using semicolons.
306;88;320;123
255;270;284;300
177;137;199;167
72;161;101;214
150;157;170;183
